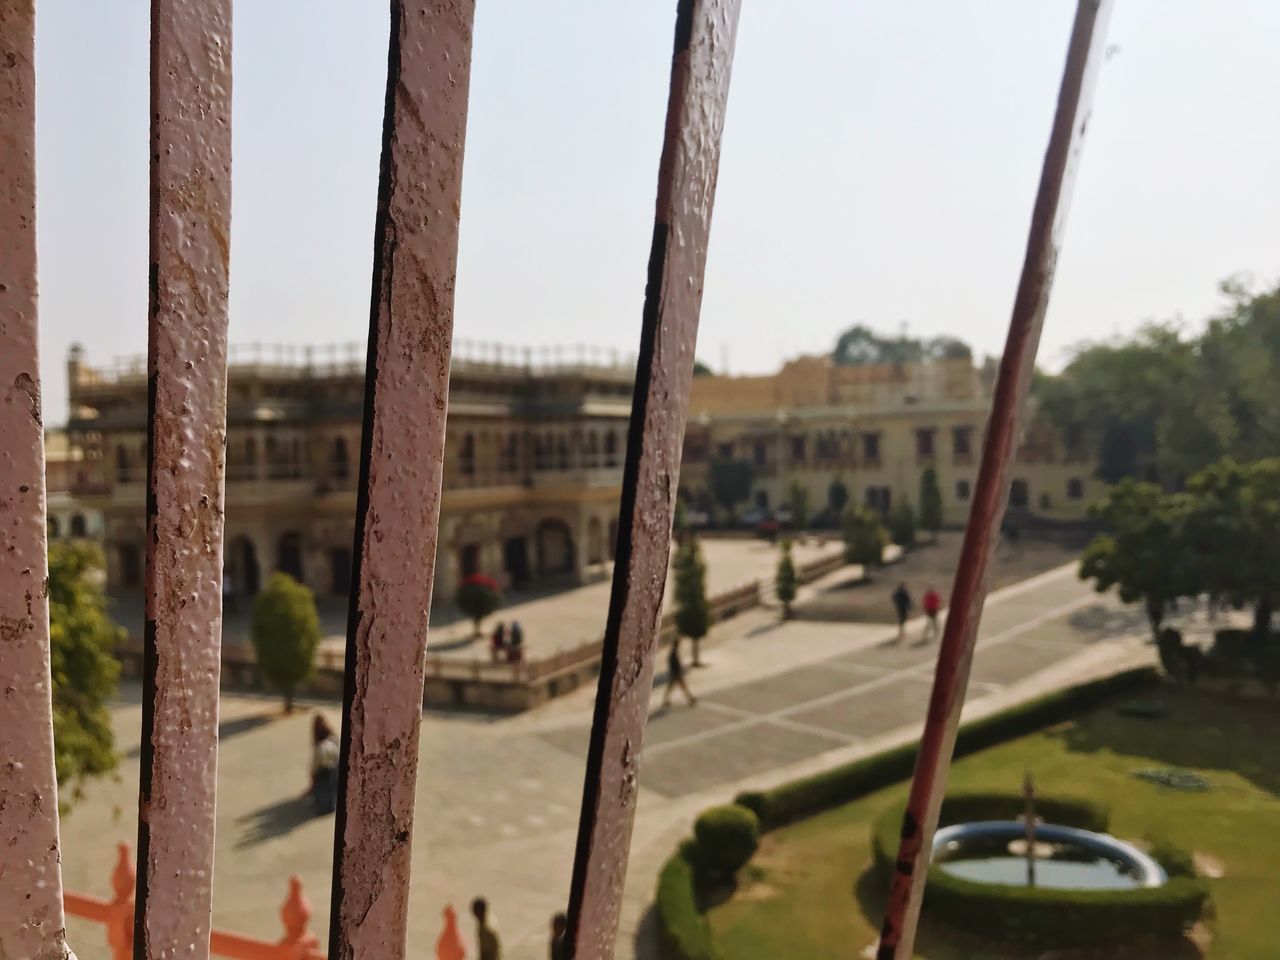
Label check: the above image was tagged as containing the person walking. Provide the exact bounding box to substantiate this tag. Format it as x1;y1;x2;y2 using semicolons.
308;714;340;815
549;912;568;960
920;584;942;643
663;639;697;708
490;621;507;662
472;897;503;960
891;582;912;642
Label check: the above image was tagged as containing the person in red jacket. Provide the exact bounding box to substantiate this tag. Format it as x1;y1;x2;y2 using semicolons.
921;584;942;643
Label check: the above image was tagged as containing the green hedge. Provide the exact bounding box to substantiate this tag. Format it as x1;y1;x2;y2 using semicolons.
870;795;1208;948
694;805;760;878
655;840;717;960
737;667;1158;829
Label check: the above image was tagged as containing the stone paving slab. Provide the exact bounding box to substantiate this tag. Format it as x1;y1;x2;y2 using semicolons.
703;661;889;715
969;638;1082;686
786;676;935;739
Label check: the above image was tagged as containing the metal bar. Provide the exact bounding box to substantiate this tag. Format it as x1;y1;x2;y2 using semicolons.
133;1;233;957
564;2;741;957
0;5;74;958
327;3;475;957
876;3;1112;957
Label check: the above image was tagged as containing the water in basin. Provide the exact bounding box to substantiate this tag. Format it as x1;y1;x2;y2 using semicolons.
935;834;1144;890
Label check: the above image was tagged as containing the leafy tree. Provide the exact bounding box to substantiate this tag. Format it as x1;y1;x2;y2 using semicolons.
775;540;798;619
785;480;809;532
888;502;917;547
48;541;122;808
673;538;710;666
831;324;971;367
708;458;754;522
693;360;714;377
919;467;943;541
1078;480;1197;640
827;476;850;518
456;573;503;636
1184;458;1280;637
251;572;321;712
673;498;688;536
842;506;888;570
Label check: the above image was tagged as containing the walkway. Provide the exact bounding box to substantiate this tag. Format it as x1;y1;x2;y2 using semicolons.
58;562;1168;960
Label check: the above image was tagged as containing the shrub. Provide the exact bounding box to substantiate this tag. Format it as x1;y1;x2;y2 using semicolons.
737;667;1158;829
694;805;760;878
1148;836;1197;879
888;502;916;547
871;796;1208;948
251;572;321;713
1156;628;1187;680
842;505;888;568
655;841;717;960
775;540;798;619
455;573;502;635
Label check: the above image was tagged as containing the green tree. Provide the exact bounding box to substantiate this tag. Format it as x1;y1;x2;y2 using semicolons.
831;324;972;368
456;573;503;636
775;539;798;619
673;537;710;666
693;360;714;377
919;467;943;541
888;502;917;547
48;541;122;808
250;572;321;713
842;506;888;571
1184;458;1280;637
708;458;754;522
1078;480;1196;640
827;476;850;519
673;498;688;538
785;480;810;532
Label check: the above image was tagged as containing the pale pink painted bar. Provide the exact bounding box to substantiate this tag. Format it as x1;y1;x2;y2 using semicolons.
565;2;742;957
0;5;74;959
327;3;476;957
133;1;233;958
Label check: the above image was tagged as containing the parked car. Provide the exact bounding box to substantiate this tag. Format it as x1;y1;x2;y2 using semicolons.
739;507;768;527
684;509;710;528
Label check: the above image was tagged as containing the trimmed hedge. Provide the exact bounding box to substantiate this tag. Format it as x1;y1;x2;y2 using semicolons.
737;667;1158;829
870;794;1208;948
655;840;717;960
694;805;760;878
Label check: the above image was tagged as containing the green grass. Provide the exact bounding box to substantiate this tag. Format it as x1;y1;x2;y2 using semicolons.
707;688;1279;960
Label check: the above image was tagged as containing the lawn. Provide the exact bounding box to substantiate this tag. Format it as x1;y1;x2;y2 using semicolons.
707;688;1279;960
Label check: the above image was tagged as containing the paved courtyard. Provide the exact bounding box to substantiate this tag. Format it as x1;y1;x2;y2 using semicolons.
58;561;1182;959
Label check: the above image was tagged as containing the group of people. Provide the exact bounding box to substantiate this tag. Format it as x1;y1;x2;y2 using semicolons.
891;581;943;644
490;621;525;663
435;898;568;960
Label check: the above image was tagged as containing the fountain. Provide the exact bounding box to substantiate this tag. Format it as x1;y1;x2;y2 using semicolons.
929;773;1167;891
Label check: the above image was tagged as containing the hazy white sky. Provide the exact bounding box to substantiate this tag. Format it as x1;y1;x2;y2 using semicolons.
33;1;1280;424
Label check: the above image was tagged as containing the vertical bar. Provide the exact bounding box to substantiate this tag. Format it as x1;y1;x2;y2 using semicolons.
565;2;741;957
133;1;232;957
876;3;1112;958
0;5;74;958
328;3;475;958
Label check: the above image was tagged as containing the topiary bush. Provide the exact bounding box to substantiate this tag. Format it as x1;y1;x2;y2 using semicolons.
251;572;321;713
1148;836;1197;879
455;573;502;635
694;804;760;879
888;502;917;547
655;840;717;960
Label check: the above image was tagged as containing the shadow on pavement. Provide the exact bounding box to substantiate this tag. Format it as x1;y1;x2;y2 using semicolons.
123;712;276;759
236;795;321;847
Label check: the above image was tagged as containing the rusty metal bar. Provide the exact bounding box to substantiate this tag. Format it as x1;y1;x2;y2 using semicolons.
327;3;476;957
0;5;74;958
133;1;233;958
564;2;741;957
876;3;1113;958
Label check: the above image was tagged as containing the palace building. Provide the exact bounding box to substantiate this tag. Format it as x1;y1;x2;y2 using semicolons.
65;342;632;602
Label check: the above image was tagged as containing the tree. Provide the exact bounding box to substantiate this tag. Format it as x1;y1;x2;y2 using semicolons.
831;324;971;368
673;537;710;666
455;573;503;636
775;540;798;619
708;458;754;522
888;502;917;548
673;498;688;539
1078;480;1196;640
693;360;714;377
251;572;321;713
842;506;888;571
48;541;122;808
919;467;943;541
827;476;850;519
1184;458;1280;638
785;480;809;533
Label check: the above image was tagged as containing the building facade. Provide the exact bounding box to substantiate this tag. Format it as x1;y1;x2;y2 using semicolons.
679;355;1101;526
65;343;631;601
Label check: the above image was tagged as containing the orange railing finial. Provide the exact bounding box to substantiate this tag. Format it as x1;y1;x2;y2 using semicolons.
279;876;321;958
107;843;135;960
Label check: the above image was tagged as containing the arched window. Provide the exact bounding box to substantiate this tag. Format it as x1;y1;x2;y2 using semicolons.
334;436;350;480
70;513;87;537
48;516;61;539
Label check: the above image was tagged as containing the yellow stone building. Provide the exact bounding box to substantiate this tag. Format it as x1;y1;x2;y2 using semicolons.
679;355;1101;526
65;343;631;601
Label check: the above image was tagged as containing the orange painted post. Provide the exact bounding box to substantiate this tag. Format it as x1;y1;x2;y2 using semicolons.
108;843;136;960
435;905;465;960
277;876;322;960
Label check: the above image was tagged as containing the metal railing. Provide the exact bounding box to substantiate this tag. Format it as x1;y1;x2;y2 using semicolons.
0;2;1106;959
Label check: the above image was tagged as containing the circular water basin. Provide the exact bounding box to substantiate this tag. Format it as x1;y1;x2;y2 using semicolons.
932;821;1167;890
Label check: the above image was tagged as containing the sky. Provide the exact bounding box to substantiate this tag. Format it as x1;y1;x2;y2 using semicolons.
32;1;1280;425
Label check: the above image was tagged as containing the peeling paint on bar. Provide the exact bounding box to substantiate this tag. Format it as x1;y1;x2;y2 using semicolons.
875;3;1114;958
133;1;233;958
327;3;476;958
0;5;75;959
564;2;742;957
